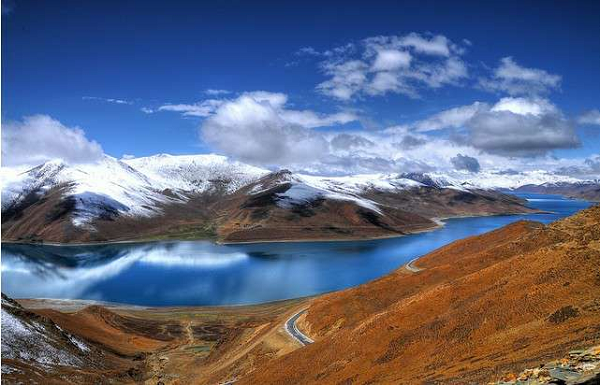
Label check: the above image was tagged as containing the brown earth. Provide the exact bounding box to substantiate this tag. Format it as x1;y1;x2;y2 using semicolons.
239;204;600;384
5;204;597;384
1;171;537;244
2;297;310;385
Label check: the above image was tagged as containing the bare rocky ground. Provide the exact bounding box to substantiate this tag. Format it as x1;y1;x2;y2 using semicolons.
491;346;600;384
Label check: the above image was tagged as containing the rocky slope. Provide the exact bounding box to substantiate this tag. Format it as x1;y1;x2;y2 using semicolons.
0;294;146;384
1;295;308;385
238;204;600;384
491;345;600;384
1;154;539;243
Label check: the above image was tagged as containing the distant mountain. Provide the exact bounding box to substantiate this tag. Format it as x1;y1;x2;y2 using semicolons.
0;153;572;243
514;180;600;202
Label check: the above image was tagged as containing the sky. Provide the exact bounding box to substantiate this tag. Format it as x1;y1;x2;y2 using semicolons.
2;0;600;177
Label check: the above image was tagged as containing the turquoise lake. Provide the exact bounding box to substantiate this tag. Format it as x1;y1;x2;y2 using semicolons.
0;193;592;306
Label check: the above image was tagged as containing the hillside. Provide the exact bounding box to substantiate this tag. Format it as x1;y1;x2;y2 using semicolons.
0;294;148;384
1;155;539;243
3;205;599;384
238;204;600;384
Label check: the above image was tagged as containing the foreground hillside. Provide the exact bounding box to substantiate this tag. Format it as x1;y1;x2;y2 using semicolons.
240;204;600;384
1;295;308;384
1;154;539;243
2;205;599;384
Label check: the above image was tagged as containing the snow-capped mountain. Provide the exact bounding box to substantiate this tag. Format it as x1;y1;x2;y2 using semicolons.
1;154;269;228
0;155;464;230
2;153;592;243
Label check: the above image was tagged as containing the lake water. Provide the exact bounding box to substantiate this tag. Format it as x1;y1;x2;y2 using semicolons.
1;193;592;307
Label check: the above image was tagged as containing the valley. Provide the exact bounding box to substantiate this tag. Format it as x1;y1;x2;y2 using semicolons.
3;202;600;384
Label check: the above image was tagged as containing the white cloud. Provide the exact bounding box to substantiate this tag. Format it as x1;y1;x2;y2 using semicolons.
371;50;412;71
201;94;326;165
279;110;357;128
478;57;561;96
577;109;600;125
295;46;321;56
82;96;132;105
491;96;557;116
414;102;488;132
398;32;451;56
411;97;579;157
317;60;369;100
1;115;104;166
316;33;469;100
200;92;358;166
155;91;356;130
468;109;578;157
204;89;231;96
158;99;225;117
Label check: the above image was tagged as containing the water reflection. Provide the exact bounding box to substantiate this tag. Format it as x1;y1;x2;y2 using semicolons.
1;194;592;306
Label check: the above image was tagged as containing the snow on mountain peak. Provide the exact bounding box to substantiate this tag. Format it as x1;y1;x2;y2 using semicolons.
2;153;595;229
1;154;269;228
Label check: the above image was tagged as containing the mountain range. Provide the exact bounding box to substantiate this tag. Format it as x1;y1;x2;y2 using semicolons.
2;154;598;243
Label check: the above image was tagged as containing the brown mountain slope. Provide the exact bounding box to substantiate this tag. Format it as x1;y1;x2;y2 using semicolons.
239;205;600;384
214;171;537;243
2;296;308;385
0;294;147;384
1;170;536;244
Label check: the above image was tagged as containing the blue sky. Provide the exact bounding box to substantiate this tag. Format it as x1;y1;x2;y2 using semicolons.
2;0;600;176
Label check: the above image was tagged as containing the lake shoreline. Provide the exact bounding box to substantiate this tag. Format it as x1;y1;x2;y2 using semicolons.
3;194;580;308
1;209;544;247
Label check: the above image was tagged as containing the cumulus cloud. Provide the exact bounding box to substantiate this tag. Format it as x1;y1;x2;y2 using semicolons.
451;154;481;172
330;134;375;151
411;97;579;157
398;32;452;56
318;60;369;100
478;57;561;96
316;33;469;100
577;109;600;125
468;99;578;157
1;115;104;166
396;135;427;149
200;92;357;166
371;50;412;71
414;102;488;132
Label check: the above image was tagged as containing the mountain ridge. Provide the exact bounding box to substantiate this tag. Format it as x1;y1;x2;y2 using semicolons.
2;154;595;243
